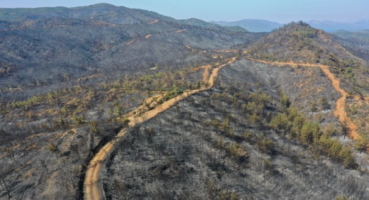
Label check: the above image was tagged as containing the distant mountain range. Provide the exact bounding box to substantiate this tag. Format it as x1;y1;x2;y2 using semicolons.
309;20;369;32
212;19;369;32
212;19;281;32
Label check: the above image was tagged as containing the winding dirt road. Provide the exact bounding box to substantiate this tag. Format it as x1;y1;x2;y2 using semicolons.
248;58;361;140
84;56;365;199
83;57;236;200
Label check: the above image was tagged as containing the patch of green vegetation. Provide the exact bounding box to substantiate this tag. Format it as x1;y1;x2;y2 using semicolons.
270;98;357;168
247;21;369;97
0;62;204;136
205;180;241;200
210;82;357;169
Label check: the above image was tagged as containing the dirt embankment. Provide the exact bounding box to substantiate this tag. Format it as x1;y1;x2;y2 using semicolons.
248;58;361;140
83;57;236;200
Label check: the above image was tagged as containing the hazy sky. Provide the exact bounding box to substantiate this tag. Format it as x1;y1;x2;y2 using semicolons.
1;0;369;23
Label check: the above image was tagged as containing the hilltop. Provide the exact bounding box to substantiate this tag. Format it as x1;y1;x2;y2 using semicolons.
247;22;369;95
247;22;357;63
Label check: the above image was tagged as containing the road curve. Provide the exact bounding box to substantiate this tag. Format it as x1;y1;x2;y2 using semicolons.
248;58;361;140
83;57;236;200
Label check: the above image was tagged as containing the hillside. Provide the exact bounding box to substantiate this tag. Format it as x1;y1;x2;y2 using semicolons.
0;3;263;101
0;3;246;33
247;22;369;95
0;3;172;25
246;21;369;155
332;30;369;63
247;22;357;63
2;5;369;200
106;59;368;199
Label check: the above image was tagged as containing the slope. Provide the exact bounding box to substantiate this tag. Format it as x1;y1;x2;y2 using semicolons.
247;21;369;96
84;57;236;200
0;4;264;101
246;22;369;149
105;58;369;200
247;58;361;140
332;30;369;63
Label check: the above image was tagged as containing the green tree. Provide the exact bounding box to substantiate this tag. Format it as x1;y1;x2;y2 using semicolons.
320;97;329;110
195;81;201;89
300;122;321;145
338;148;356;168
336;195;349;200
310;100;317;112
90;121;98;133
221;117;230;132
354;136;368;152
48;143;59;154
270;113;290;131
257;136;274;153
280;92;290;109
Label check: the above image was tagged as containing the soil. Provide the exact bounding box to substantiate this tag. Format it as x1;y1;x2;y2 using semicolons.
148;20;159;25
83;58;236;200
105;58;369;200
248;58;361;140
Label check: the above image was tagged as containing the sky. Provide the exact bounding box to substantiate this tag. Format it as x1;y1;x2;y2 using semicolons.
1;0;369;23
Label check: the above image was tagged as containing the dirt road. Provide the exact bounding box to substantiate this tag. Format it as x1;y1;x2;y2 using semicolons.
174;29;186;33
248;58;361;140
83;57;236;200
148;19;159;25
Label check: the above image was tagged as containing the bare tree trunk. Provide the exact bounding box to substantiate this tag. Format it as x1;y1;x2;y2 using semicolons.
1;176;11;199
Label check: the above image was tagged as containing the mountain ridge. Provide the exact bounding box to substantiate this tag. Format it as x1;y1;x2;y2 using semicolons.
213;18;369;32
0;3;263;101
0;3;246;33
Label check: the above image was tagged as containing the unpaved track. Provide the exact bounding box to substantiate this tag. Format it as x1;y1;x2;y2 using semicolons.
185;45;193;50
148;19;159;24
83;57;236;200
174;29;186;33
248;58;361;140
126;39;136;46
202;65;210;84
